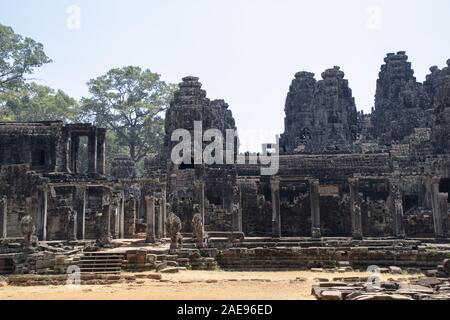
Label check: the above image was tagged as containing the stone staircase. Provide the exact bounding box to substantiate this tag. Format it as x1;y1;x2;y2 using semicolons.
78;252;125;274
237;237;306;249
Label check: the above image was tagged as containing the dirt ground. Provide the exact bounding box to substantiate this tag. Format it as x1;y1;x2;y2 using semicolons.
0;271;414;300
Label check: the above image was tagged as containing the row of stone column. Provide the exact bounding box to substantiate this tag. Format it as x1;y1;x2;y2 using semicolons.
270;178;322;239
388;177;449;239
145;189;168;243
270;177;449;239
56;127;106;175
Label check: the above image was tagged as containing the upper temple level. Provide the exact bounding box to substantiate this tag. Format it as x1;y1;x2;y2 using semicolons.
279;53;450;157
0;121;106;176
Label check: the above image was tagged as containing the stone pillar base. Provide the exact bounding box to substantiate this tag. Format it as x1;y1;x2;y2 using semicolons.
312;228;322;239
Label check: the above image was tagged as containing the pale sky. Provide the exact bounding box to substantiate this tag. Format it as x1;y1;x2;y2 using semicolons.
1;0;450;151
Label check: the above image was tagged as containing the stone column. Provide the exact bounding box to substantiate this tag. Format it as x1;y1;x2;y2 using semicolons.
431;177;449;238
390;183;405;238
96;129;106;175
113;205;120;239
161;187;167;238
37;188;48;241
119;193;125;239
231;186;243;233
238;190;243;233
71;134;80;174
419;176;432;209
349;178;363;240
0;196;7;239
100;202;112;244
270;178;281;238
56;128;70;173
438;193;449;237
234;190;243;233
310;179;321;239
124;196;136;238
146;196;156;243
157;198;165;239
67;207;77;241
75;187;86;240
87;128;98;175
199;180;206;234
191;180;205;234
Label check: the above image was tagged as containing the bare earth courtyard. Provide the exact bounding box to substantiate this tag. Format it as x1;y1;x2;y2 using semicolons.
0;271;413;300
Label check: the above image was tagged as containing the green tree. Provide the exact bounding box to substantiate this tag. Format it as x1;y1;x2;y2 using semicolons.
81;66;175;167
0;24;51;93
2;82;79;122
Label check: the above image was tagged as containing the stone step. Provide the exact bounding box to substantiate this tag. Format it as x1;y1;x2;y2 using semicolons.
78;252;125;274
79;261;124;266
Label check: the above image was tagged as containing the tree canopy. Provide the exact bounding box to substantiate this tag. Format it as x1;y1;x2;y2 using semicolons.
81;66;175;164
0;24;51;93
1;82;79;122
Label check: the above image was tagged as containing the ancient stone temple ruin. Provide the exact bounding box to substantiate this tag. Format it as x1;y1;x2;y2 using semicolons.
1;52;450;287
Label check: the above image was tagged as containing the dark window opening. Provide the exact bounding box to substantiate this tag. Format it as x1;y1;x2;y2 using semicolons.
440;179;450;203
32;149;46;167
209;196;222;206
179;158;195;170
77;136;89;174
403;195;419;213
11;152;21;164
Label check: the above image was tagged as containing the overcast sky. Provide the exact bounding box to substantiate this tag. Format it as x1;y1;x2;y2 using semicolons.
1;0;449;151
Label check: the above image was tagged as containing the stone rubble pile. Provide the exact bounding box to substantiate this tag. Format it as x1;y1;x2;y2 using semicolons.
4;272;163;287
312;259;450;300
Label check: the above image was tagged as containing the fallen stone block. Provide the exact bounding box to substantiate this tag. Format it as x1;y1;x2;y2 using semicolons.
318;282;349;288
160;267;179;274
319;290;342;300
145;273;162;280
206;279;218;283
397;285;434;295
406;268;422;274
424;270;438;277
389;266;402;274
414;277;443;288
155;262;168;272
381;282;399;291
436;285;450;292
442;259;450;273
350;294;413;301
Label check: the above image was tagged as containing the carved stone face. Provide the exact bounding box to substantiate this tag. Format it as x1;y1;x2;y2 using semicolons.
20;215;35;237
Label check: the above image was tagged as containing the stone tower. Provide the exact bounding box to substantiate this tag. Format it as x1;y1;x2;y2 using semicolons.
372;51;432;145
431;60;450;154
162;76;240;232
309;66;358;153
280;71;317;153
280;67;357;154
163;76;238;167
110;155;136;180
